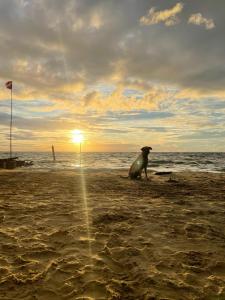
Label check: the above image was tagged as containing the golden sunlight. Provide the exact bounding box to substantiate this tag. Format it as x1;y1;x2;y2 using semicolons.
71;129;84;144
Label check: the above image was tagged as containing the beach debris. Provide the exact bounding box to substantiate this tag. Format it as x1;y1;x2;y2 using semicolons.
0;157;33;169
154;171;172;175
168;176;178;183
154;171;178;182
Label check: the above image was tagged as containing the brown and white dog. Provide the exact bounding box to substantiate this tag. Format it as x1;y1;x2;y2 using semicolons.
129;146;152;180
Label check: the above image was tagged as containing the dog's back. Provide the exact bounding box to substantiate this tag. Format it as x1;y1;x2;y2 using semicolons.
129;153;144;179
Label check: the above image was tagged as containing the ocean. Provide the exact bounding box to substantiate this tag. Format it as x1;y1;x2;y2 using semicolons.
0;152;224;173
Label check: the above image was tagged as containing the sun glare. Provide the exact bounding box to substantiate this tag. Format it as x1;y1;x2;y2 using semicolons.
71;129;84;144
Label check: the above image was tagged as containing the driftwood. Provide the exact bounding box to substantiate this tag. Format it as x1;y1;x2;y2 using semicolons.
0;158;33;169
154;171;172;175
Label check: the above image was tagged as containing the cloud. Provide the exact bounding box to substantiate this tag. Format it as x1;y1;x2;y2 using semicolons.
0;0;224;96
188;13;215;30
140;2;184;26
0;0;224;152
108;111;175;122
80;86;172;113
180;130;225;140
0;111;84;132
131;126;167;133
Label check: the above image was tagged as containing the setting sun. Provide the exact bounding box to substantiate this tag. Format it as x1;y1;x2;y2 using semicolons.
71;130;84;144
0;2;225;300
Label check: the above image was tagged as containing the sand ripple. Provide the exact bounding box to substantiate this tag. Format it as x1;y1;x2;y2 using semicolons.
0;170;225;299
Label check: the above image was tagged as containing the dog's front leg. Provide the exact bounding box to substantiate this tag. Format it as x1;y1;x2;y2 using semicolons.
144;167;149;180
137;170;142;180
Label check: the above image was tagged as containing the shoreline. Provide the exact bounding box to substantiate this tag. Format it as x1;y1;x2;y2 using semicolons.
1;167;224;174
1;152;224;174
0;170;225;299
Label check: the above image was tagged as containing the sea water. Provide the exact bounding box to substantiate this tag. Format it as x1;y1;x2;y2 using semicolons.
0;152;224;173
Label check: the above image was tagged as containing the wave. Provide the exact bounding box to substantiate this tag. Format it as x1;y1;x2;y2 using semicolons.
2;152;224;173
150;160;197;165
39;160;70;164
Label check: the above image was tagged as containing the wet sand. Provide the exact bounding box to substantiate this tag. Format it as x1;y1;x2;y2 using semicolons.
0;169;225;300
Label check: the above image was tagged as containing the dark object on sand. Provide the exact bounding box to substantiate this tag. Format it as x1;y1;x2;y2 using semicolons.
129;146;152;180
155;171;172;175
154;171;178;183
0;157;33;169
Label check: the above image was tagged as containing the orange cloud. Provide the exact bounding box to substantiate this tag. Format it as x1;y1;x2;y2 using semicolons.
80;87;171;113
188;13;215;30
140;3;184;26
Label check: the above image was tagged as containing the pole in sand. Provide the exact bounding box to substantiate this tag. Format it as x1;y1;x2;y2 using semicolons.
79;142;81;167
5;81;13;158
52;145;56;162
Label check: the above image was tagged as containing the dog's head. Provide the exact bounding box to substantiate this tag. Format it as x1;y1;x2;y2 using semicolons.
141;146;152;154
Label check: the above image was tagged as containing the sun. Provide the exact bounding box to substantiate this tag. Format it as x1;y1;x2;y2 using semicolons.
71;129;84;144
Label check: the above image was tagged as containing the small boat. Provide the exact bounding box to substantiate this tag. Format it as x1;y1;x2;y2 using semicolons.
0;157;33;169
2;81;34;170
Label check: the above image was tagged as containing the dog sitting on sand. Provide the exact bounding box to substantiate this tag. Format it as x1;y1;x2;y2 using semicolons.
129;146;152;180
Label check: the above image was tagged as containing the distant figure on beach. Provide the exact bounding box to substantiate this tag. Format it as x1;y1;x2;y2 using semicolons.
129;146;152;180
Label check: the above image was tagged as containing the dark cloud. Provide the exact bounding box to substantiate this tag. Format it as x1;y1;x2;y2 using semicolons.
4;130;38;141
0;0;224;92
108;111;175;121
102;128;129;134
180;130;225;140
0;112;77;131
0;0;224;152
131;126;167;132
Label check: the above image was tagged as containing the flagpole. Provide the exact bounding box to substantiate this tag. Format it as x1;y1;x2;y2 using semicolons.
10;87;13;158
80;142;81;167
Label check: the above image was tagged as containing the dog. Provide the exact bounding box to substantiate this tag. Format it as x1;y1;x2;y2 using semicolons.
129;146;152;180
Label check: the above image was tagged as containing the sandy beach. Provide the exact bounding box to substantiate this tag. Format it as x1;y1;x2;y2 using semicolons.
0;169;225;300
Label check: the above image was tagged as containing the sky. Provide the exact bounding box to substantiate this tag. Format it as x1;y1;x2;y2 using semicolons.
0;0;224;152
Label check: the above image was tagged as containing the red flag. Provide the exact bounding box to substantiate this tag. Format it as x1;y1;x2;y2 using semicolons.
5;81;12;90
